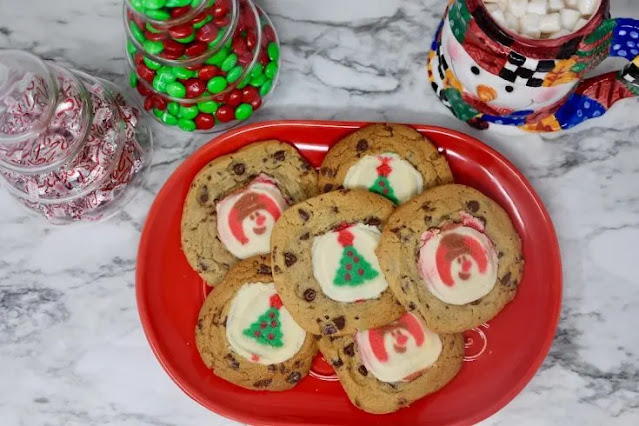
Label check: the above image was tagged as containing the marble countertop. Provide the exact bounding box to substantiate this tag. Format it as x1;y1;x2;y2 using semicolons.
1;0;638;424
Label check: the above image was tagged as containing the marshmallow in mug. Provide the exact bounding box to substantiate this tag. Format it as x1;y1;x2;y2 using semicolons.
484;0;600;39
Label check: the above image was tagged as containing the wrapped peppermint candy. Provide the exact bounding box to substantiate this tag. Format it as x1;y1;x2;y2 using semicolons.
0;51;152;225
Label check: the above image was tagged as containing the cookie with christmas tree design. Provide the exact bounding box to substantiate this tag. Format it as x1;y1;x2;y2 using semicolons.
270;189;405;337
318;124;453;204
377;184;524;333
182;141;318;287
317;312;464;414
195;255;318;391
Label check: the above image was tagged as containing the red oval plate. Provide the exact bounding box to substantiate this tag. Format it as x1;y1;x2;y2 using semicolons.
136;121;562;426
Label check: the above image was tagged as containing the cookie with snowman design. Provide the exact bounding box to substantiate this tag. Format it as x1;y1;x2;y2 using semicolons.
318;124;453;205
181;141;318;286
270;189;404;337
377;184;524;333
317;312;464;414
195;255;317;391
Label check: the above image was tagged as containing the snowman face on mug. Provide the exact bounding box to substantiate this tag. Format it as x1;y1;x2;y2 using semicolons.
442;19;574;111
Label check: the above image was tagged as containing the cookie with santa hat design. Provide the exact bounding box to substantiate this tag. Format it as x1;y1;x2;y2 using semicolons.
318;124;453;205
377;184;524;333
270;189;405;337
195;255;318;391
182;141;318;286
317;312;464;414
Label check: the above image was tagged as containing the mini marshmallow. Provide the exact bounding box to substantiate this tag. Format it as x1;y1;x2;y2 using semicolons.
521;13;541;38
540;13;561;33
550;28;571;38
492;9;507;26
565;0;578;7
578;0;597;15
574;17;589;31
527;0;548;15
560;8;581;29
505;11;521;32
486;3;501;12
548;0;564;12
508;0;528;18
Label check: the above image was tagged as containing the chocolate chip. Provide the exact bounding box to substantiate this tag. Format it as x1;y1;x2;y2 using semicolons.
498;251;504;259
314;334;322;340
408;302;416;310
294;360;302;368
286;372;301;384
356;139;369;152
358;365;368;376
324;325;338;335
424;215;432;224
333;316;346;330
441;214;451;221
232;163;246;175
198;258;209;271
466;200;480;213
332;206;339;214
397;397;408;406
384;125;394;135
344;343;355;356
273;265;282;274
197;319;203;330
477;216;487;226
253;378;272;388
324;315;330;320
303;288;316;301
222;316;228;327
257;264;272;275
280;364;288;374
324;183;334;192
301;161;312;171
284;252;297;267
421;202;433;211
470;300;481;305
300;232;310;240
364;217;381;226
273;150;286;161
320;167;329;176
198;186;209;204
332;358;344;368
224;354;240;369
298;209;310;221
268;364;277;372
501;272;512;286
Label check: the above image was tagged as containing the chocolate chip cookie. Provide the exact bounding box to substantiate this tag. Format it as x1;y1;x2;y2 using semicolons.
318;312;464;414
270;189;405;337
195;255;317;391
182;140;318;286
318;124;453;204
377;184;524;333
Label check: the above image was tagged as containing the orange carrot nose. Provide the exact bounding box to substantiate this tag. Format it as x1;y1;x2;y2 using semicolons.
477;84;497;102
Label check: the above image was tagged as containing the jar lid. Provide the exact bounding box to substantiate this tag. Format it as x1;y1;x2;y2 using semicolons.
0;50;58;144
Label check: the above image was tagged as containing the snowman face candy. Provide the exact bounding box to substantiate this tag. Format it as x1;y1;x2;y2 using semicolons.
217;175;288;259
417;215;499;305
441;18;574;111
355;312;443;383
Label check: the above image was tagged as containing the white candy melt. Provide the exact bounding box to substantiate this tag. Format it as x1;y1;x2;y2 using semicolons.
574;18;589;31
492;9;507;25
521;13;541;38
505;11;520;32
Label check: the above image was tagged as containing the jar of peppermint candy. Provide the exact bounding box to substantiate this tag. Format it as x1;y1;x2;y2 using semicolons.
124;0;280;132
0;50;153;224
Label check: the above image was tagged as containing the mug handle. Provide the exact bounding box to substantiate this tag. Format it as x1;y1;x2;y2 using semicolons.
558;18;639;129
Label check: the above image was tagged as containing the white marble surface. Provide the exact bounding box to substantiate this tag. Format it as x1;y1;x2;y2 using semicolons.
1;0;638;425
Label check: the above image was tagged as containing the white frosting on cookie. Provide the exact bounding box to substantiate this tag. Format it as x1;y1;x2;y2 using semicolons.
226;282;306;365
418;224;498;305
343;153;423;204
311;223;388;303
217;175;288;259
355;312;442;383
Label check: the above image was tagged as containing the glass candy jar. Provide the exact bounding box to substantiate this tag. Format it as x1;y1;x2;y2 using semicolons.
0;50;153;224
125;0;280;133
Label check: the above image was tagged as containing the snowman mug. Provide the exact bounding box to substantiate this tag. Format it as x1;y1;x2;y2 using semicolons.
428;0;639;132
